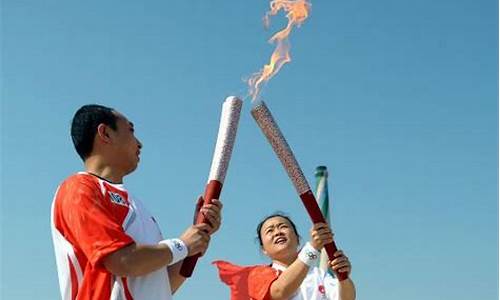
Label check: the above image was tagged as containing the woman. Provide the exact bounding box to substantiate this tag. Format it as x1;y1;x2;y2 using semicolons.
214;213;356;300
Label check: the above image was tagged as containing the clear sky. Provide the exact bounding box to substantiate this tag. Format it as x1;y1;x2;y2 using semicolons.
1;0;498;299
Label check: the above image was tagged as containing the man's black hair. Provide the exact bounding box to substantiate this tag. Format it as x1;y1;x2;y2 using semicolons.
71;104;118;160
256;212;301;247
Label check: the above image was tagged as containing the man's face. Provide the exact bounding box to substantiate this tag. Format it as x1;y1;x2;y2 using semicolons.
108;112;142;174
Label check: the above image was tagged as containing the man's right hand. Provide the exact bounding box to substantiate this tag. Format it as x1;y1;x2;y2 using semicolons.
179;223;211;256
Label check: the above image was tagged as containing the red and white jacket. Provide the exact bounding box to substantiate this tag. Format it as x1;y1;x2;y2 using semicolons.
214;260;339;300
51;172;172;300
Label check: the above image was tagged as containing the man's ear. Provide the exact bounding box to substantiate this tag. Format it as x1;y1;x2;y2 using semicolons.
96;124;112;143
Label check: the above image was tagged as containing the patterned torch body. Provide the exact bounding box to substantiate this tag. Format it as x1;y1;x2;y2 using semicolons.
180;96;242;277
251;100;348;281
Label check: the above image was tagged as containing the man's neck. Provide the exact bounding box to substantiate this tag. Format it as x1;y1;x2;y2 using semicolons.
84;156;124;184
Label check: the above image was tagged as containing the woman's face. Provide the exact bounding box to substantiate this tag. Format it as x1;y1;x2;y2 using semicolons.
260;216;299;260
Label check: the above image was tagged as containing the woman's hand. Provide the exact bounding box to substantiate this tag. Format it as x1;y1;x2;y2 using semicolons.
329;250;352;276
309;223;334;251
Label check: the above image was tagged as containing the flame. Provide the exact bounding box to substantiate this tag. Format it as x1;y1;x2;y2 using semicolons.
248;0;311;101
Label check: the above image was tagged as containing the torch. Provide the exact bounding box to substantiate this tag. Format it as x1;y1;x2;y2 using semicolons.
251;100;348;281
180;96;243;277
315;166;334;276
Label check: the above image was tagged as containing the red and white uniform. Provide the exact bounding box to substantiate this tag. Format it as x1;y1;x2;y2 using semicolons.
214;260;339;300
51;172;172;300
272;263;339;300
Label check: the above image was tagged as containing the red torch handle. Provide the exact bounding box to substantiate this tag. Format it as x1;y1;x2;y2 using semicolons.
179;180;222;278
299;190;349;281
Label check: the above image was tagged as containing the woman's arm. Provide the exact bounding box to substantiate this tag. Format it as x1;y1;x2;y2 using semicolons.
338;278;356;300
330;250;356;300
269;259;310;299
269;223;333;300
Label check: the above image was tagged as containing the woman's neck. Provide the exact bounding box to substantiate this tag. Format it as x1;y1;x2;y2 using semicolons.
272;252;298;267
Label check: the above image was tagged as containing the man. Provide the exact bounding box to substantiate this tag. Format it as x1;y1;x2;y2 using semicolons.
51;104;222;299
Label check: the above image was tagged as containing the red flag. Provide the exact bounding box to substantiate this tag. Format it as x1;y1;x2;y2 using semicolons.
213;260;281;300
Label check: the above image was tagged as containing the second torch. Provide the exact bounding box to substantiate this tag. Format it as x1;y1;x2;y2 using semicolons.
251;100;348;281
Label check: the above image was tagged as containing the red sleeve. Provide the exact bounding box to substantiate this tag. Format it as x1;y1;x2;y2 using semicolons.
247;265;280;300
56;177;134;267
213;260;280;300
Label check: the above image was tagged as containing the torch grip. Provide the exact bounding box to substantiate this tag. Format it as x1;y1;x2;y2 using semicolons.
180;180;222;278
299;190;348;281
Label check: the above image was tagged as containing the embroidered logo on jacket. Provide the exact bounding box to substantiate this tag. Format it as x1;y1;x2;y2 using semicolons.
109;192;127;207
318;284;326;294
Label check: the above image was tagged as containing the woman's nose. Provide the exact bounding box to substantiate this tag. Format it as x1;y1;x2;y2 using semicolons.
273;230;285;238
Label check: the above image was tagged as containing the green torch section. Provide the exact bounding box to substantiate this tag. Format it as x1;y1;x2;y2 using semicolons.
314;166;333;276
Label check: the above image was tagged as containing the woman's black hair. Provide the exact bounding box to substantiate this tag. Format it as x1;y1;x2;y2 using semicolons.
256;212;300;247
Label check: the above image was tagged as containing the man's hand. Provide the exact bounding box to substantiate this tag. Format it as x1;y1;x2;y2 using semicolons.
179;224;211;256
329;250;352;276
199;198;223;235
309;222;334;251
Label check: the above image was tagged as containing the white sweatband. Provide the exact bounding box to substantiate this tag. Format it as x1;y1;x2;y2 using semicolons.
298;242;321;267
159;238;188;265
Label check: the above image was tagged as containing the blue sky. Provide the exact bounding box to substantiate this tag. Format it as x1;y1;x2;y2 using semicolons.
1;0;498;299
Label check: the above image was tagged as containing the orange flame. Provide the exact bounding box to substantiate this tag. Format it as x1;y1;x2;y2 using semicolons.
248;0;311;101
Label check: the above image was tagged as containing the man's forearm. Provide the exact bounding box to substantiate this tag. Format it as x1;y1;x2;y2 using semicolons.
338;278;356;300
104;243;173;277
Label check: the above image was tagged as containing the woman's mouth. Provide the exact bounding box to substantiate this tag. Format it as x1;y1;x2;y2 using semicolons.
274;237;287;245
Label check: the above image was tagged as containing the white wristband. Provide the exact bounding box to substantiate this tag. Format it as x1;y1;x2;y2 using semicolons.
159;238;188;265
298;242;321;267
